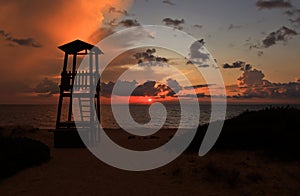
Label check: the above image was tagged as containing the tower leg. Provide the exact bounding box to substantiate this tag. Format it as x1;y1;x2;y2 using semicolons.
56;92;63;129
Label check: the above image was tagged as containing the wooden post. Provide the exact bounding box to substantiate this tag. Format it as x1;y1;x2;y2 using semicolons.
95;52;100;122
56;52;68;129
68;53;77;124
89;51;94;145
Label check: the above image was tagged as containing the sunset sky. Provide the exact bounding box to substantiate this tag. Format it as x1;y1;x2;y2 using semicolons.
1;0;300;104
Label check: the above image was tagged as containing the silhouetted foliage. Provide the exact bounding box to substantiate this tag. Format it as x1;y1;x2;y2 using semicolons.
187;107;300;160
0;136;50;180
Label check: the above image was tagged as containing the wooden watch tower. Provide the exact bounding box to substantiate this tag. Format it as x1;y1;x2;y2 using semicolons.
54;39;103;148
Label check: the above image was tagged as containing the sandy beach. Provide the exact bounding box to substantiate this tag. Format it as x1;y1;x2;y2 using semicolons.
1;127;300;195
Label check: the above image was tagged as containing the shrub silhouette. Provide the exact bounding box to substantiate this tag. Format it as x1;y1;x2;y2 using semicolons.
0;136;50;179
187;107;300;160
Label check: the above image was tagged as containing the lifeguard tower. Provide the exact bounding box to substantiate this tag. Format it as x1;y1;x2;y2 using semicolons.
54;39;103;148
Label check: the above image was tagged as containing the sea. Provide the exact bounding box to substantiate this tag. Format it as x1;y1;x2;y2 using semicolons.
0;104;299;129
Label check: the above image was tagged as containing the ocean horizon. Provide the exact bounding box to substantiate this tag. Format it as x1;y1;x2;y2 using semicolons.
1;103;299;130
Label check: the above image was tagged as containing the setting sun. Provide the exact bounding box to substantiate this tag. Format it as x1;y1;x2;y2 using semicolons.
148;98;152;102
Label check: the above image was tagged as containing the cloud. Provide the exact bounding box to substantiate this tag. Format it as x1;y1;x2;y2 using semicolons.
186;39;212;68
166;78;182;96
198;64;210;68
118;19;141;27
256;0;292;9
228;24;242;30
238;68;265;87
180;93;207;98
250;26;298;49
0;0;131;103
108;6;134;16
100;79;182;98
262;26;298;48
221;62;300;99
184;84;214;90
189;39;206;58
234;79;300;99
134;48;169;67
34;78;59;97
229;65;300;99
129;80;181;97
162;18;184;30
132;81;164;97
132;80;180;97
223;61;247;69
162;0;175;6
284;9;300;26
223;61;253;70
0;29;42;47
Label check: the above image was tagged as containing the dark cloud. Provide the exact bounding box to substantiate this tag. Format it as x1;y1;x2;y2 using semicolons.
233;76;300;99
256;0;293;9
228;24;242;30
118;19;141;27
34;78;59;97
108;6;134;16
262;26;298;48
132;81;160;96
100;79;182;98
284;9;300;26
233;68;300;99
166;78;182;96
0;29;42;48
162;18;184;30
186;39;211;67
184;84;213;90
241;64;253;71
250;26;298;49
162;0;175;6
238;68;265;87
223;61;246;69
180;93;207;98
132;80;180;97
134;48;169;67
198;64;210;68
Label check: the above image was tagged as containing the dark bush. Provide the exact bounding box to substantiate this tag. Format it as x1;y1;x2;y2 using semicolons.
0;136;50;179
187;107;300;160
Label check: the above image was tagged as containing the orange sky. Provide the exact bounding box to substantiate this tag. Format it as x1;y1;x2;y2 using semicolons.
0;0;133;104
0;0;300;104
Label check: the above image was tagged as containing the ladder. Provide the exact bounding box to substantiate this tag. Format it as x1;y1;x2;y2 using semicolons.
78;97;93;122
77;96;100;143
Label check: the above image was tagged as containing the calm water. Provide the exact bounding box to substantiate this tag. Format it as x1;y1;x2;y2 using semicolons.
0;104;299;129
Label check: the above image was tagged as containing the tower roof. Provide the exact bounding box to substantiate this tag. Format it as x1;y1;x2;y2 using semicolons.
58;39;103;54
